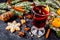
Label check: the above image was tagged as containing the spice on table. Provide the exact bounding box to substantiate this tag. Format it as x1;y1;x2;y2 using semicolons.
19;31;25;37
14;6;24;9
0;11;14;22
13;6;25;13
24;27;30;31
45;28;50;39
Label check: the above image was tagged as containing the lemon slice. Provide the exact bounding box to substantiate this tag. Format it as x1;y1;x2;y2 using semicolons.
45;5;49;12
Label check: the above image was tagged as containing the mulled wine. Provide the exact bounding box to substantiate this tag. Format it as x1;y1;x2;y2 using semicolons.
32;6;49;28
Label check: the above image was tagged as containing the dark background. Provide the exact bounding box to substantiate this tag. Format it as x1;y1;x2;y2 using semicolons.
0;0;7;3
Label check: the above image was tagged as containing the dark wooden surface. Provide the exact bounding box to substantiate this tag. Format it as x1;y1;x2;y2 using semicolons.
0;18;60;40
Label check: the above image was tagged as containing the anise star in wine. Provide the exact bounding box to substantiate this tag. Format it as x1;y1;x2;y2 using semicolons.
6;21;21;33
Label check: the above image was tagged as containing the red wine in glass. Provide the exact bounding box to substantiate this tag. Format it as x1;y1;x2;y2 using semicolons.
32;6;49;28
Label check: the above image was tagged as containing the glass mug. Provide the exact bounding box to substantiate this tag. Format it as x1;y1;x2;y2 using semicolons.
31;5;49;37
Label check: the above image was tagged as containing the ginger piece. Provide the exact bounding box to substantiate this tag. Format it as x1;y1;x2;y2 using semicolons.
19;31;25;37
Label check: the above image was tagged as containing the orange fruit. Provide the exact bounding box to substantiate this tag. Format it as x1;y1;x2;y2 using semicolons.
52;18;60;28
